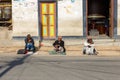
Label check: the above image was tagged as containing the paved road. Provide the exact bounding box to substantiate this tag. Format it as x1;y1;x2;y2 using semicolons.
0;54;120;80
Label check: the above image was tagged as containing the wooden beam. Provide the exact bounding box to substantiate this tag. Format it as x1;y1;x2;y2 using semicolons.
0;19;12;23
0;4;12;7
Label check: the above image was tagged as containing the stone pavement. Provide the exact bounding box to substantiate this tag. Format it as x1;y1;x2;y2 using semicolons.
0;45;120;56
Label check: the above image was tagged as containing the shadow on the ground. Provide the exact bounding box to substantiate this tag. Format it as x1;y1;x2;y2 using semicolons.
17;47;39;54
17;49;25;54
0;54;32;78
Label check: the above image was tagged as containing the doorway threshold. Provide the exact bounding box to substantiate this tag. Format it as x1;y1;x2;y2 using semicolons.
88;34;111;39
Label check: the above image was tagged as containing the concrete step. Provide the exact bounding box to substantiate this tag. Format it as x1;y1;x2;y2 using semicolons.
0;45;120;56
40;38;120;46
0;39;39;47
39;45;120;51
0;27;12;40
37;45;120;56
0;37;119;47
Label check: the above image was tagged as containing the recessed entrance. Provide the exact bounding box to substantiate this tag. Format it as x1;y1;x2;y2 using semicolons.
86;0;114;38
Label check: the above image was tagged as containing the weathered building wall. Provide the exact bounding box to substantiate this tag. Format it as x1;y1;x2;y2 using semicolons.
58;0;83;36
12;0;39;37
11;0;119;38
118;0;120;35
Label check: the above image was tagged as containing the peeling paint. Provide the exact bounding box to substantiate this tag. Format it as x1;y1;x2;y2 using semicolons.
12;0;38;36
58;0;83;36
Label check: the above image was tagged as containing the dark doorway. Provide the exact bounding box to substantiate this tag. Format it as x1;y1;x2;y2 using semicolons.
87;0;113;38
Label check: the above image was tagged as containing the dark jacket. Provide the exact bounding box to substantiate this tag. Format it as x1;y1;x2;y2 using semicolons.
53;40;66;52
25;37;35;51
25;37;34;45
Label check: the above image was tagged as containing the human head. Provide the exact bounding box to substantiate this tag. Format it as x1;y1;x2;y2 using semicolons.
58;36;62;41
27;34;31;39
87;37;93;43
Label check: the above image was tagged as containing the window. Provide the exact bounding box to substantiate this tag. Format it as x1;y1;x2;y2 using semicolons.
0;0;12;30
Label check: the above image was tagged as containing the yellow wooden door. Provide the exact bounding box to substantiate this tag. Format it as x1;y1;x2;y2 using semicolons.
40;3;56;39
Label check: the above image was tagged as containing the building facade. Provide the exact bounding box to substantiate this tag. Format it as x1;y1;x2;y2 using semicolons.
1;0;119;41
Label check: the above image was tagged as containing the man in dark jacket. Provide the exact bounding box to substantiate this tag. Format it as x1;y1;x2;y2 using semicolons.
53;36;66;52
24;34;35;53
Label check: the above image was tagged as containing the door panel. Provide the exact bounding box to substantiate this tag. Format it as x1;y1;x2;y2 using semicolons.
40;2;56;39
49;15;54;26
48;3;56;38
50;26;55;37
49;3;55;14
49;15;55;37
41;3;47;14
42;15;47;25
42;26;48;37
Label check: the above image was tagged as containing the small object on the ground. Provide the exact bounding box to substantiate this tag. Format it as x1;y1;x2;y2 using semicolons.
17;49;25;54
26;51;34;54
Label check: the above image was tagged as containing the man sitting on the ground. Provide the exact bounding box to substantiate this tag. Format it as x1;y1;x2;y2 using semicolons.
24;34;35;54
83;37;98;55
53;36;66;53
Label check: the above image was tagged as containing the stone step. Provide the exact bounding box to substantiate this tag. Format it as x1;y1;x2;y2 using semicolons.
40;38;119;46
0;40;39;47
0;38;119;47
39;45;120;51
0;45;120;56
37;45;120;56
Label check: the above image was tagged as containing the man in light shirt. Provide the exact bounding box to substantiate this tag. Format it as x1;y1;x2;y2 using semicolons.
83;37;98;55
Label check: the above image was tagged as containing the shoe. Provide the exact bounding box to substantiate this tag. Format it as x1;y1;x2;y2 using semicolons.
24;50;28;54
94;52;99;55
83;50;86;55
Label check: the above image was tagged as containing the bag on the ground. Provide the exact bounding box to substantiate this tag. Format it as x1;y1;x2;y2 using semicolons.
17;49;25;54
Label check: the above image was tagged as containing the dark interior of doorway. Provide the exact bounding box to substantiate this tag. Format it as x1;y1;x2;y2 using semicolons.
87;0;110;37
